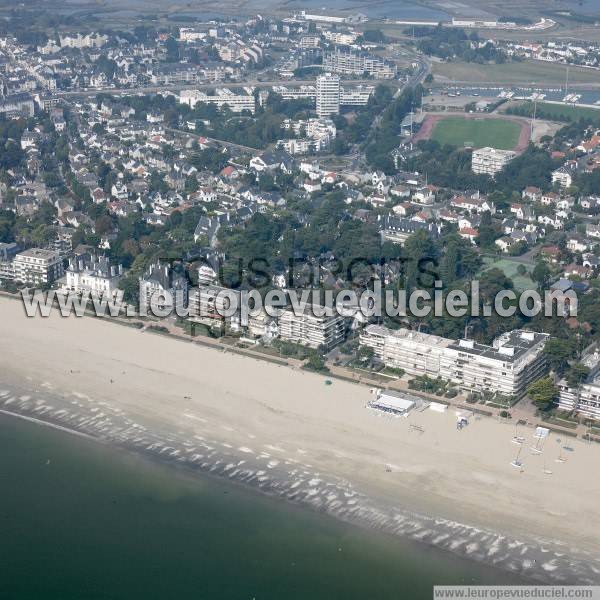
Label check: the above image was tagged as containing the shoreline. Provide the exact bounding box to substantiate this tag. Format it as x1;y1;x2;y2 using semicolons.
0;394;564;583
1;297;600;583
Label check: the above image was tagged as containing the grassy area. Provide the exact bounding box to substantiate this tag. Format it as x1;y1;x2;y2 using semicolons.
480;258;536;293
432;60;599;85
430;116;521;150
508;101;600;124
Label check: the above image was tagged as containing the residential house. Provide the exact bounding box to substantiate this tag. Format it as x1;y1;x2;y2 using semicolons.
139;262;189;314
522;186;542;202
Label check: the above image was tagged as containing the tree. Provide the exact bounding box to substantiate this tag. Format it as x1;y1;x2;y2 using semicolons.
527;376;558;411
403;229;437;292
164;37;180;63
478;268;513;304
543;337;576;375
119;273;140;305
356;345;374;365
304;352;328;373
332;136;349;156
95;215;114;237
532;260;551;289
360;29;386;43
476;223;500;248
566;363;590;388
184;173;199;193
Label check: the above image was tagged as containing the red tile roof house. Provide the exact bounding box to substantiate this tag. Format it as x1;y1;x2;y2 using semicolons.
459;227;478;243
540;245;561;263
563;264;593;279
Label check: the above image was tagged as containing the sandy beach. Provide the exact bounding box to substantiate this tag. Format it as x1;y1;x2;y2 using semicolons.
1;297;599;583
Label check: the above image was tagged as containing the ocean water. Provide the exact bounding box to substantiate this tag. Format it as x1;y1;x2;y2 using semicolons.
0;415;524;600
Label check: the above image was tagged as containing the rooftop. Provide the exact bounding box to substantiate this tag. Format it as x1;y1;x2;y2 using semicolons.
16;248;59;260
448;330;548;363
364;325;453;348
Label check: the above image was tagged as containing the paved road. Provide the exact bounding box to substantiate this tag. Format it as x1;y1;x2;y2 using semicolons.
164;126;262;155
504;245;541;265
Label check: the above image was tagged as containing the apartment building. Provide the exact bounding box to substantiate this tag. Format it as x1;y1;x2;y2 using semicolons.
151;65;200;85
0;259;15;281
0;242;19;262
324;31;359;46
360;325;453;377
360;326;548;397
13;248;63;285
0;242;18;281
551;167;573;189
63;255;123;298
316;73;340;118
340;85;374;106
279;117;336;154
59;33;108;49
180;88;256;114
272;85;317;101
272;84;373;107
471;147;516;176
279;307;345;350
558;350;600;420
443;331;549;398
188;284;239;331
0;93;35;118
323;48;397;79
558;378;600;421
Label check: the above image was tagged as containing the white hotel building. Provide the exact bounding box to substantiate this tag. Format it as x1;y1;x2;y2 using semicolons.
272;84;374;107
359;325;452;378
316;73;340;118
323;48;397;79
558;351;600;420
442;331;549;398
279;307;345;350
558;377;600;421
360;325;549;398
471;147;516;176
14;248;63;285
180;88;256;114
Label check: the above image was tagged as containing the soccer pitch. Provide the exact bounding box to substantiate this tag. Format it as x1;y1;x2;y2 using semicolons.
430;117;522;150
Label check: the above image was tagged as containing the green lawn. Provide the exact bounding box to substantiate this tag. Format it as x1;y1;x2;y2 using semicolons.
479;258;535;293
430;117;521;150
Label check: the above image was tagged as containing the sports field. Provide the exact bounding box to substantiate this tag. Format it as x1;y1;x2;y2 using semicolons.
429;116;522;150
